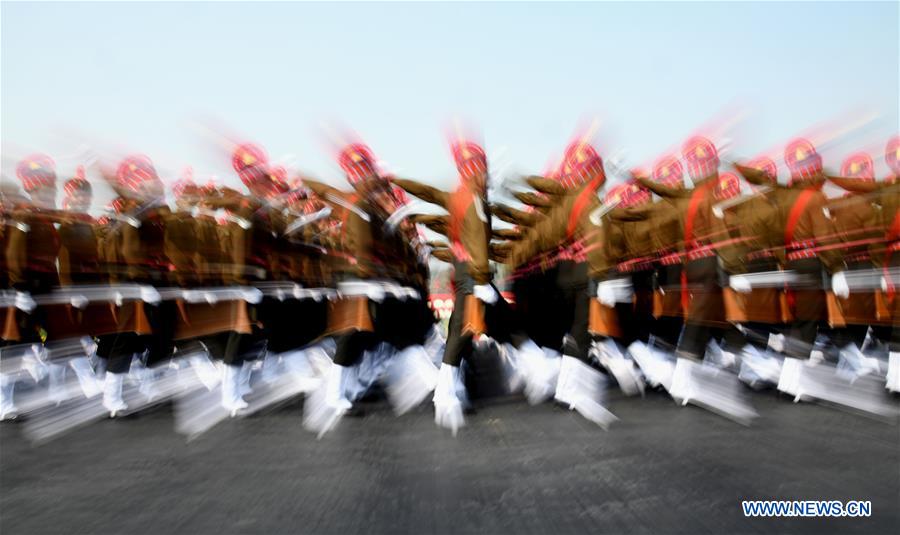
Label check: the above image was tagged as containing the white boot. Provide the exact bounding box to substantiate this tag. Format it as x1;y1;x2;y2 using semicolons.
566;357;618;429
500;343;526;394
777;357;807;402
137;364;161;402
302;361;352;438
282;350;322;392
0;374;18;421
385;345;438;415
324;362;352;411
520;341;557;405
597;340;644;396
69;357;101;398
238;360;255;397
433;363;464;436
554;355;578;408
837;344;882;382
668;357;698;405
221;364;248;415
102;372;128;417
737;345;782;389
189;355;220;390
47;363;70;405
627;341;675;390
886;352;900;393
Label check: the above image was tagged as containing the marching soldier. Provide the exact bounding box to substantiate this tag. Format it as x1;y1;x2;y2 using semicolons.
825;136;900;391
1;155;61;419
302;143;405;430
393;139;541;433
735;139;848;399
95;154;175;416
713;157;787;387
825;152;883;375
634;137;749;409
505;140;618;426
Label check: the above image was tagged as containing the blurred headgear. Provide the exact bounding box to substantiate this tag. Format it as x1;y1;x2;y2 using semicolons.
450;141;488;183
559;141;604;189
784;138;823;183
116;154;159;193
338;143;378;184
681;136;719;180
746;156;778;184
840;152;875;180
16;154;57;193
714;172;741;200
652;155;684;188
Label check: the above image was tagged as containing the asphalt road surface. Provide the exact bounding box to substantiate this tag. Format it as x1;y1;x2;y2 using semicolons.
1;390;898;534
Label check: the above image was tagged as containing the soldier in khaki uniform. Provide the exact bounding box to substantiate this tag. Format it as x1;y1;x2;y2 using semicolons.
603;182;655;350
825;136;900;391
211;143;295;413
303;143;402;421
394;140;538;432
1;155;61;419
824;153;884;369
5;155;61;341
504;141;618;424
614;157;691;351
635;145;744;349
632;137;748;403
95;154;175;415
491;200;560;352
735;139;848;398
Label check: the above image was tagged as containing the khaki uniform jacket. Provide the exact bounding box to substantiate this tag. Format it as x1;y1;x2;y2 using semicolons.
393;178;492;285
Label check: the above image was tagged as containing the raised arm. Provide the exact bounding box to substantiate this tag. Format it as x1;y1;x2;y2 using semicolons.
607;202;655;222
412;214;449;236
492;204;542;227
634;175;687;198
492;228;522;241
303;179;346;202
733;163;784;189
430;248;454;263
524;176;566;197
826;175;880;194
513;191;552;209
391;178;450;208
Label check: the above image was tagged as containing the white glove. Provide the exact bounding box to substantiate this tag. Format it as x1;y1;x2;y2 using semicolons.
882;276;889;293
367;286;385;303
729;275;752;294
831;271;850;299
404;288;421;300
15;291;36;313
473;284;498;305
597;282;616;307
70;295;89;309
140;286;161;305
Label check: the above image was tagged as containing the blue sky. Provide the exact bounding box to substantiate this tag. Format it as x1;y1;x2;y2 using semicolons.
2;1;898;204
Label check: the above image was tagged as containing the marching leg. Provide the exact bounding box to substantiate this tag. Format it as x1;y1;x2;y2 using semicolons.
221;363;248;416
102;371;128;417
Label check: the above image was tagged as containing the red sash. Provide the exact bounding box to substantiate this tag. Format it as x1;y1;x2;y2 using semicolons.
783;188;818;310
448;186;475;261
681;185;711;312
784;188;817;247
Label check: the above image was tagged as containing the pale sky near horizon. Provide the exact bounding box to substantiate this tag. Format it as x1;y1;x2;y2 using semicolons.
2;1;898;209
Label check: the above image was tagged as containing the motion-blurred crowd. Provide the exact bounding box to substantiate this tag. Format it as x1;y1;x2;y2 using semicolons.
1;130;898;441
